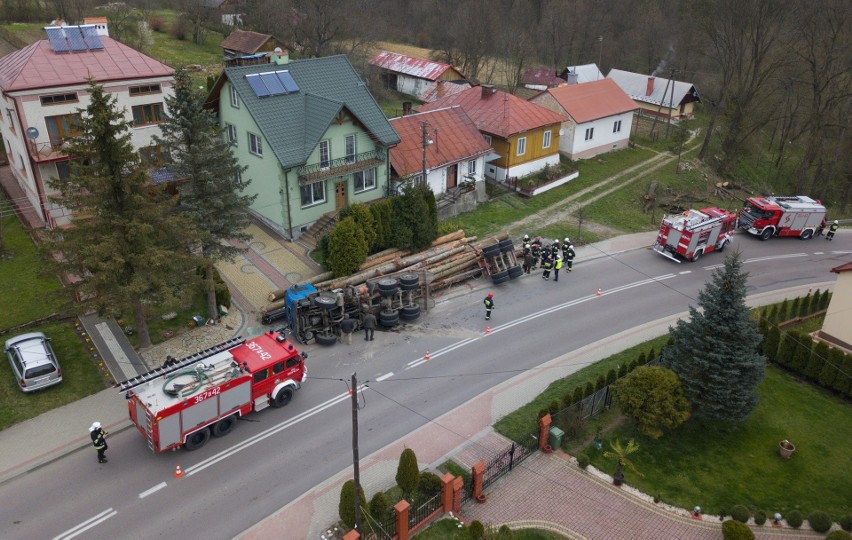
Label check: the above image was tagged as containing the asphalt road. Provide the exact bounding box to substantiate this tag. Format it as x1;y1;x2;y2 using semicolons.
1;234;849;539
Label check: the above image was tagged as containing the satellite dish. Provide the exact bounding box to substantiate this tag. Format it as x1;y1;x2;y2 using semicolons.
26;127;39;139
559;128;565;136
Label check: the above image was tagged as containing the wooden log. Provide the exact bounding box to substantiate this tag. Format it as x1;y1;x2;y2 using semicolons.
425;253;479;274
307;270;334;285
402;246;467;272
431;268;483;290
260;299;286;313
358;250;406;271
472;231;509;249
431;260;480;281
268;289;286;302
430;230;465;246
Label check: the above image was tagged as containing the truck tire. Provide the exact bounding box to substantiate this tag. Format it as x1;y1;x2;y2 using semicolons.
212;416;236;437
491;270;510;284
184;428;211;451
377;278;399;296
800;229;813;240
399;273;419;290
760;228;773;241
507;265;524;279
399;304;421;321
499;238;515;252
271;386;294;408
481;244;501;258
690;250;702;263
315;332;337;346
379;309;399;327
313;293;338;310
716;239;727;252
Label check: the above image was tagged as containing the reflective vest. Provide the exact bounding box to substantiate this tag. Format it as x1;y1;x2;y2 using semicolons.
555;259;563;270
92;429;106;450
565;248;576;260
543;259;553;270
484;298;494;310
829;223;839;232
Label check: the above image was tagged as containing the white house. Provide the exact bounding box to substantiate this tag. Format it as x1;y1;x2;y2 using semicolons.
559;64;605;84
607;68;701;120
0;26;174;227
529;78;637;160
368;50;466;101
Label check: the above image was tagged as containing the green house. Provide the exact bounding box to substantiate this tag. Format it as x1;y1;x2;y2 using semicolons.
205;52;400;241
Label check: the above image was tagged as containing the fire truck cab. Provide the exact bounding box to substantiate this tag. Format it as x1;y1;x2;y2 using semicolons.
653;207;738;263
738;195;826;240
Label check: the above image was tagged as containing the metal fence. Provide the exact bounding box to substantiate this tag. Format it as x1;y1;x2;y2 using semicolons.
482;441;535;490
407;492;442;530
361;508;395;540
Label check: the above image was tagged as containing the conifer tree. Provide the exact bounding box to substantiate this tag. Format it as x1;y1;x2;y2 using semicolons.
395;448;420;499
768;304;780;324
808;289;821;314
833;351;852;396
778;299;789;322
818;347;841;388
327;217;369;277
789;297;801;319
819;290;831;310
584;381;595;397
790;334;812;373
763;325;781;360
47;81;197;348
798;293;811;317
776;331;799;367
154;69;255;320
757;318;769;352
805;342;829;382
661;253;765;421
572;385;584;404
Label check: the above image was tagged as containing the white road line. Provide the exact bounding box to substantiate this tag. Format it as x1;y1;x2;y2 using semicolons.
813;252;824;255
138;482;167;499
744;253;808;264
679;270;692;274
376;372;394;382
832;250;852;254
53;508;117;540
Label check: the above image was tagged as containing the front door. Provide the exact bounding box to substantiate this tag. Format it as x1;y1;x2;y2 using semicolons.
335;181;347;210
446;164;458;190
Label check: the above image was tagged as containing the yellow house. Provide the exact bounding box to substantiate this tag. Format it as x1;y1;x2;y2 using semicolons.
607;68;701;120
818;262;852;351
417;85;567;181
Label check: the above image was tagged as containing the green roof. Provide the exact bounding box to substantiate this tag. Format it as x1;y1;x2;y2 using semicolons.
224;55;400;169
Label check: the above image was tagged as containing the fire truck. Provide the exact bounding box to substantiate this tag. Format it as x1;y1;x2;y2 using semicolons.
738;195;826;240
653;207;738;263
119;330;307;452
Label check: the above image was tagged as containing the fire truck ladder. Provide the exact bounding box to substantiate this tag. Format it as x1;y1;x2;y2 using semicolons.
118;336;246;393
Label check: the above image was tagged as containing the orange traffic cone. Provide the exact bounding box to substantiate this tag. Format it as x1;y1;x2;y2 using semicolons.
596;288;602;296
174;464;184;478
424;351;430;361
485;325;491;334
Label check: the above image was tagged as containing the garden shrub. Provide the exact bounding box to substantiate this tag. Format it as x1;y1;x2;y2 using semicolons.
368;491;390;522
636;352;647;365
808;289;821;314
148;16;165;32
841;514;852;532
562;392;573;408
819;347;842;388
775;331;799;367
804;341;829;381
572;385;584;404
798;293;810;317
606;368;617;385
790;333;812;372
730;505;750;523
653;494;660;503
469;520;485;539
498;524;513;537
753;510;767;525
647;347;657;362
595;374;606;391
789;297;801;319
617;363;628;378
584;382;595;397
338;480;366;529
170;17;191;40
396;448;420;498
214;282;231;308
418;471;442;495
764;326;781;362
339;203;377;251
786;510;803;528
537;408;549;420
549;399;560;414
825;532;852;540
808;510;833;533
722;520;754;540
778;299;789;322
628;359;638;372
576;454;590;469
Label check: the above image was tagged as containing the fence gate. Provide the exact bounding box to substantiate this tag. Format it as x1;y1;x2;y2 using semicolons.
482;442;534;490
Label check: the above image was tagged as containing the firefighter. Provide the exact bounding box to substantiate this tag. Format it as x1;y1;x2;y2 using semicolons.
562;237;571;256
826;220;839;241
484;292;495;320
564;243;576;272
541;244;552;263
90;422;108;463
522;234;530;246
551;239;560;254
523;249;533;274
553;255;563;282
523;243;531;256
542;256;554;280
530;242;541;270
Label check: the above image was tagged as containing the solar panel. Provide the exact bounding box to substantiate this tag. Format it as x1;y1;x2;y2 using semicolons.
245;74;269;97
65;26;88;52
45;27;71;53
259;72;286;95
80;25;104;50
276;71;299;94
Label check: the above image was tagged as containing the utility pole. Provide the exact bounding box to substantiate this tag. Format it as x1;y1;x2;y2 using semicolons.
598;35;603;77
420;121;430;187
351;372;361;533
665;68;677;139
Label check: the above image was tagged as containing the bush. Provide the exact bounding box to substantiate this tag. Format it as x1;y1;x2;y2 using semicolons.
584;381;595;397
730;505;751;523
562;392;573;408
576;454;590;469
722;520;755;540
469;520;485;539
790;297;801;319
841;515;852;532
628;359;638;372
778;299;789;322
369;199;393;251
786;509;803;528
148;16;165;32
595;374;606;391
653;494;660;503
396;448;420;498
214;283;231;309
617;363;628;378
606;368;617;385
808;289;821;313
327;217;369;277
808;510;833;533
339;203;377;251
753;510;767;526
636;352;647;366
798;293;811;317
419;471;442;495
647;347;656;362
537;408;550;420
368;491;390;523
338;480;366;529
170;17;191;40
826;532;852;540
572;385;584;404
549;399;560;414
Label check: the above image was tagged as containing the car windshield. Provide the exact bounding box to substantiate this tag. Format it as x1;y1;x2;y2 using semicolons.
25;363;57;378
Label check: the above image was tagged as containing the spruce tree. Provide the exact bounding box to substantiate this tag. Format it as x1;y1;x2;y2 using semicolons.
154;69;255;320
778;299;789;322
808;289;821;314
764;325;781;361
805;342;829;382
798;293;811;317
775;331;799;367
790;334;813;373
818;347;841;388
661;253;765;421
47;80;197;348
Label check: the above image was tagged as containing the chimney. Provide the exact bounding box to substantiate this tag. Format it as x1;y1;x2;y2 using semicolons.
646;76;655;96
437;80;446;98
566;71;579;85
402;101;412;115
480;84;496;99
271;47;289;65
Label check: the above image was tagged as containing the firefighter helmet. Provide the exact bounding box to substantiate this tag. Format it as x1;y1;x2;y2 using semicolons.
487;292;494;298
834;220;839;224
564;237;570;242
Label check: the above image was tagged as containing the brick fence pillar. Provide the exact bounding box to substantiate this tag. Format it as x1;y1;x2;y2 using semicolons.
471;460;485;502
538;414;552;451
394;500;411;540
441;473;455;513
342;530;360;540
452;476;463;514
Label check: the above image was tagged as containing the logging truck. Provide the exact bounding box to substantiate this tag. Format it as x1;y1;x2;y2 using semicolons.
738;195;826;240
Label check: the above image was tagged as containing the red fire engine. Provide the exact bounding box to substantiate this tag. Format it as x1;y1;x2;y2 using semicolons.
738;195;826;240
119;330;307;452
653;207;738;263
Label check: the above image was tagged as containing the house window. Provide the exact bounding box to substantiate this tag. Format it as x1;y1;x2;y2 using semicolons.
584;127;594;141
226;123;237;144
129;84;161;96
613;120;622;133
344;135;356;164
467;160;476;175
319;140;330;169
300;181;325;207
45;114;81;146
233;171;243;185
412;173;423;185
139;145;166;166
230;85;239;108
516;136;527;156
131;103;164;126
542;130;552;149
40;93;78;106
483;134;492;145
354;167;376;193
55;161;71;181
249;132;262;156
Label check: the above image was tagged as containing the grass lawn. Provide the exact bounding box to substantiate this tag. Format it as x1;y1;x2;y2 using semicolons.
414;518;564;539
0;23;46;47
122;287;211;348
374;88;420;119
147;20;224;68
589;366;852;518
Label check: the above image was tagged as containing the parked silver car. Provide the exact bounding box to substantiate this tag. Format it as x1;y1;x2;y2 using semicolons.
4;332;63;392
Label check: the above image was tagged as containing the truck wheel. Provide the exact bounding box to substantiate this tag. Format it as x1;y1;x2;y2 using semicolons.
399;273;419;290
499;238;515;252
212;416;236;437
716;240;727;252
315;332;337;346
507;265;524;279
800;229;813;240
399;304;421;321
377;278;399;296
691;250;702;263
313;293;338;310
491;270;510;284
481;244;501;258
184;428;211;451
760;228;773;241
379;309;399;327
272;387;294;408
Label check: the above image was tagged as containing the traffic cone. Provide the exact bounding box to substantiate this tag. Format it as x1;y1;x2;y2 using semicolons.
596;288;602;296
485;325;491;334
424;350;430;361
173;464;184;478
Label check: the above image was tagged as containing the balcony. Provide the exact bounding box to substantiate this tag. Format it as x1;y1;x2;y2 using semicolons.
297;149;384;185
26;139;69;162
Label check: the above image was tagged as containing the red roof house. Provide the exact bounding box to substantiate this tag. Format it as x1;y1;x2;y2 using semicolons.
369;50;465;100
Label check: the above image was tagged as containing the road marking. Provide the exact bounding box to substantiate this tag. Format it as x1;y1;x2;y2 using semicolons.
678;270;692;274
832;250;852;254
813;251;824;255
53;508;117;540
138;482;167;499
703;253;809;271
376;372;394;382
185;385;367;477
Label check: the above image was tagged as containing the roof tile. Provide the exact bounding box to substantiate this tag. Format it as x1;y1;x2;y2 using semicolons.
536;78;637;123
368;50;462;81
607;68;701;106
220;30;274;55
